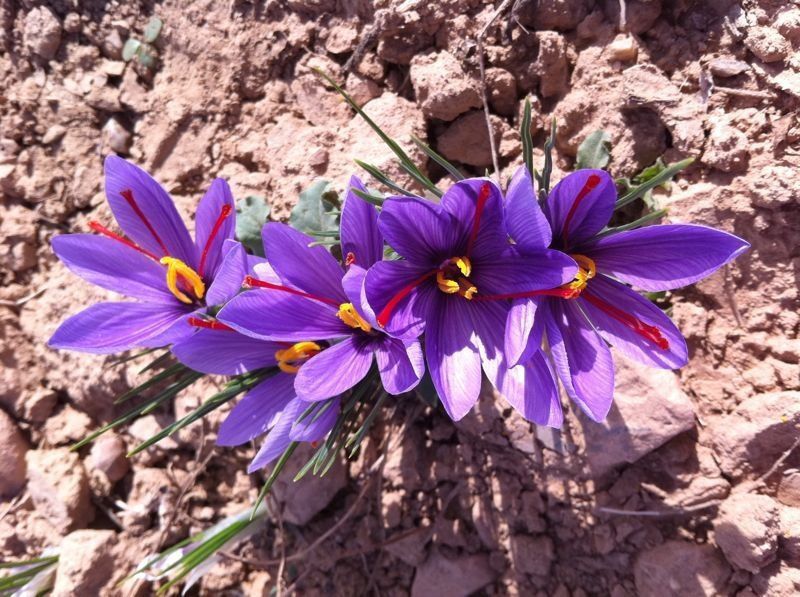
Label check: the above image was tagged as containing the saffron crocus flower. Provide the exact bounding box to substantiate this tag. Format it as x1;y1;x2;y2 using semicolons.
218;177;425;402
49;156;238;353
505;167;750;421
362;177;577;422
171;245;337;472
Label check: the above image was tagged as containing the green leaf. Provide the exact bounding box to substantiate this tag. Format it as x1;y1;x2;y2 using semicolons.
136;44;159;70
144;17;163;43
121;38;141;62
235;195;270;256
575;130;612;170
593;208;668;240
355;160;415;196
290;179;338;236
539;118;557;202
410;135;464;181
615;157;694;210
520;97;535;188
351;187;385;206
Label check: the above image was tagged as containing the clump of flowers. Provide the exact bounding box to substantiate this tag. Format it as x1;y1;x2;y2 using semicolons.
47;90;748;589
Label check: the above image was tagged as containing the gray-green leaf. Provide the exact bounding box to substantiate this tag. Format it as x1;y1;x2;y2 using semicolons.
144;17;163;44
235;195;270;256
290;179;338;236
576;130;612;170
122;38;141;62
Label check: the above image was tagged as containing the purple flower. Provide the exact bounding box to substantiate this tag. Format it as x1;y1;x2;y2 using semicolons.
172;319;338;473
505;167;750;421
363;177;577;422
48;156;240;354
218;176;425;402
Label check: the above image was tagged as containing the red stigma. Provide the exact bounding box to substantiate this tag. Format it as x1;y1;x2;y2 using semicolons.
466;183;491;256
242;275;340;307
561;174;601;247
188;316;234;331
376;269;437;328
198;203;233;277
121;189;171;257
583;292;669;350
345;252;356;266
89;220;160;261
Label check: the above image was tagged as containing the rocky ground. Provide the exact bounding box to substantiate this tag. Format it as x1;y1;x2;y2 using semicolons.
1;0;799;595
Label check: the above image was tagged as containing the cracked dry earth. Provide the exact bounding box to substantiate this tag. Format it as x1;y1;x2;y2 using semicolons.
1;0;799;595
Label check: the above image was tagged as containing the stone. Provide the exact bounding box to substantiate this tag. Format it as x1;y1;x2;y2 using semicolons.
437;111;513;168
745;26;790;63
582;359;695;477
270;443;347;526
42;405;93;445
607;34;638;62
485;67;517;116
509;534;554;576
775;9;800;43
63;13;82;34
535;31;570;98
22;388;58;422
23;7;62;60
52;530;116;596
515;0;589;31
102;117;132;154
708;391;800;480
779;505;800;565
0;409;28;497
708;57;750;78
409;51;480;121
345;72;381;106
715;493;779;573
778;470;800;507
89;434;129;483
704;118;749;173
411;550;497;597
26;448;94;533
750;561;800;597
634;541;731;597
42;125;67;145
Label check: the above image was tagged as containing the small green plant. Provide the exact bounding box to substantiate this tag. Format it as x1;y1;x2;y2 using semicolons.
122;17;163;74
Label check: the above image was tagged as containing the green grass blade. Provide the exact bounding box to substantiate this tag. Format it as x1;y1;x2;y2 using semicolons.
410;135;464;181
115;362;188;404
593;209;668;240
313;68;439;196
539;117;557;201
346;391;388;457
354;160;416;196
251;442;299;519
350;187;385;206
615;158;694;210
520;97;534;181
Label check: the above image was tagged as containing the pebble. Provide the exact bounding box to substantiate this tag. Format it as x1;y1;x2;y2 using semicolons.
23;7;62;60
102;117;132;154
26;448;94;532
634;541;731;596
715;493;779;573
0;409;28;497
607;34;638;62
409;51;481;121
411;550;497;597
52;530;116;596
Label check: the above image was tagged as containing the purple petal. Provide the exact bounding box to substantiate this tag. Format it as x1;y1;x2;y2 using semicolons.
104;156;196;266
378;197;460;264
140;311;196;348
580;224;750;291
205;240;247;306
364;259;438;340
471;249;577;296
580;275;688;369
504;165;552;250
496;352;563;427
262;223;346;302
543;299;614;421
342;265;379;329
375;337;424;395
505;298;545;367
49;301;187;354
217;372;295;446
294;336;374;401
545;169;616;248
290;398;339;441
218;288;349;342
425;295;482;421
171;328;278;375
440;177;507;261
341;176;383;268
52;234;173;303
248;397;305;472
195;178;236;280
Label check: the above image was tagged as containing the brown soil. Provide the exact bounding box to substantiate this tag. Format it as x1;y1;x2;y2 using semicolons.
1;0;799;595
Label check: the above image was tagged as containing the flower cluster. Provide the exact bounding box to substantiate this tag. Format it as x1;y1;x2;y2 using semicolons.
50;156;748;473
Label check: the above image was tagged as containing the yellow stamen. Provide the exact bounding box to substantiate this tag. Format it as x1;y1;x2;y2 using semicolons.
566;253;596;294
437;271;460;294
336;303;372;332
437;256;477;299
454;256;471;277
275;341;322;374
160;257;205;304
459;278;478;300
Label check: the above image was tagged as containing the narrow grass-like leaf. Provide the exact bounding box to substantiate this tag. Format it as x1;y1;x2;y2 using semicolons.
593;209;668;240
539;118;557;201
350;187;385;206
313;68;440;197
252;442;299;519
615;158;694;209
128;370;272;456
346;390;388;457
116;362;188;404
138;351;173;375
520;97;534;182
410;135;464;181
355;160;415;196
107;347;159;369
71;372;203;451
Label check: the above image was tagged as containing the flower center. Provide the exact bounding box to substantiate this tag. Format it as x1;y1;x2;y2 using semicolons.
160;257;205;304
436;256;477;300
197;204;233;277
563;253;596;296
336;303;372;332
275;341;322;374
